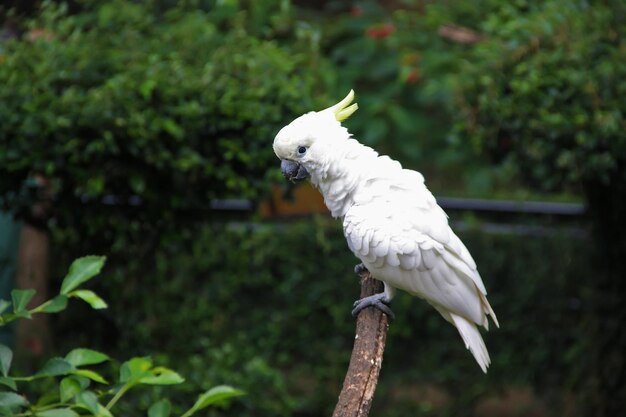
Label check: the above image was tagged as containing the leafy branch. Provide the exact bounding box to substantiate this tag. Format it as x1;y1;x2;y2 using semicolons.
0;256;244;417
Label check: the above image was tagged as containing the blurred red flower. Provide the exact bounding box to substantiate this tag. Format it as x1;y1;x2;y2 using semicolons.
366;23;395;39
406;69;420;84
351;5;364;17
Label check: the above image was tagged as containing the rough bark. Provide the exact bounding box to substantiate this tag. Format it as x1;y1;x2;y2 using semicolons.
332;271;389;417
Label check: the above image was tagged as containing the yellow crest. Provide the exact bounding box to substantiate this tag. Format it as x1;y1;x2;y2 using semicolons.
325;89;358;122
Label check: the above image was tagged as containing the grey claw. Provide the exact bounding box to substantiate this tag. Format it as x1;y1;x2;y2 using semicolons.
351;293;395;321
354;263;369;276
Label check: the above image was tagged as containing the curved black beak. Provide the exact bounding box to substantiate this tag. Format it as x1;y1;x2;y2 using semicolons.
281;159;309;182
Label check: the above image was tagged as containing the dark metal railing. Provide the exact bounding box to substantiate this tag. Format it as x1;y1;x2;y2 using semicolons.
435;197;585;216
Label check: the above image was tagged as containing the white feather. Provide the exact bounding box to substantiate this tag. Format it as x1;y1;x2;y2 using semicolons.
450;313;491;373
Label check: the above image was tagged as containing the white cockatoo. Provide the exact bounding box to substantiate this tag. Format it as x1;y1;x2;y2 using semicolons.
272;90;499;372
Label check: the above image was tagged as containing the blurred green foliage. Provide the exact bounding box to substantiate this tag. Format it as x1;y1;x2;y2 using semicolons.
0;0;327;230
315;0;526;196
50;220;590;417
449;5;626;409
320;2;475;173
454;0;626;191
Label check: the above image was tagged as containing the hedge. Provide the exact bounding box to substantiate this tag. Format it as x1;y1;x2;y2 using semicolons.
0;0;326;233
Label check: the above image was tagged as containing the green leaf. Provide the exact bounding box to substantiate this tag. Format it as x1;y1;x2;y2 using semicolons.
0;345;12;377
75;391;97;413
148;399;171;417
35;390;58;407
68;290;108;310
35;295;68;314
185;386;245;415
60;256;106;295
65;348;110;367
35;358;75;377
139;79;157;99
75;391;112;417
119;357;152;383
0;301;10;315
13;310;32;319
162;119;184;139
0;378;16;391
60;376;86;402
138;368;184;386
70;370;108;385
11;289;35;312
0;391;27;408
36;408;80;417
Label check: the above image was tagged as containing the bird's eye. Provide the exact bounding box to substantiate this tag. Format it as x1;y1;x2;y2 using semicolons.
297;146;307;156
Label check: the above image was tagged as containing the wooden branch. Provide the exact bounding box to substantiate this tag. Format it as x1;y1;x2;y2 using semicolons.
332;271;389;417
438;24;485;44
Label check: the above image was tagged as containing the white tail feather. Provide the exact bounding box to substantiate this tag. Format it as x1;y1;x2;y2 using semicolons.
450;313;491;373
479;291;500;329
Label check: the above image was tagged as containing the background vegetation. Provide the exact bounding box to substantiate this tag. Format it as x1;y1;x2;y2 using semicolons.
1;0;624;416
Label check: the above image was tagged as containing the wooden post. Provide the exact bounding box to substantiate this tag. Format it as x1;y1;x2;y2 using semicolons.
332;271;389;417
15;175;53;357
15;223;52;356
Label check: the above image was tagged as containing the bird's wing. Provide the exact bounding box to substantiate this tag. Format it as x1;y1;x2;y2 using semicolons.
343;197;498;328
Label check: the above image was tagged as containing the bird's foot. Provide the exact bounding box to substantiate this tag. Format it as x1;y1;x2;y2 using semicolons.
354;263;369;276
352;292;395;321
